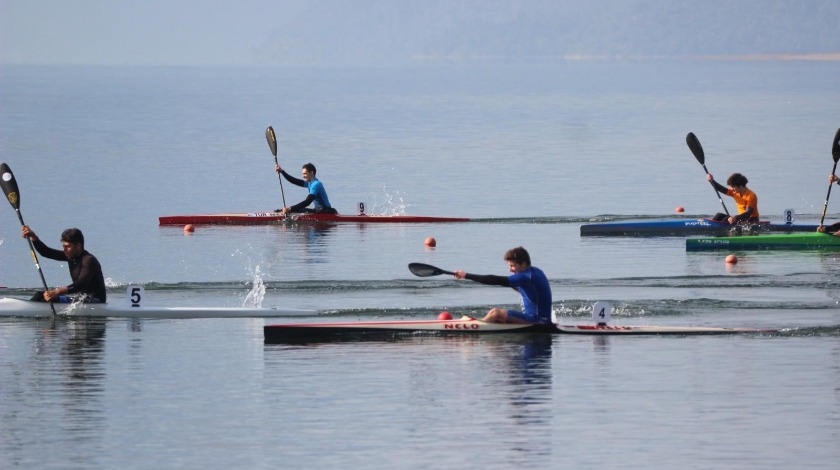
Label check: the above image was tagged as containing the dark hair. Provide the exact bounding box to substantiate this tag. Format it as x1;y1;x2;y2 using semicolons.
61;228;84;246
727;173;748;187
302;163;316;175
504;246;531;266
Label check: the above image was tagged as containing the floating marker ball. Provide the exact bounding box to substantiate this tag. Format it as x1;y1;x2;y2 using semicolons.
424;237;436;247
438;311;452;320
675;206;685;213
184;224;195;233
725;254;738;264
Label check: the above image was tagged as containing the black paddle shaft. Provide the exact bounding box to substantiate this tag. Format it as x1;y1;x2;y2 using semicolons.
0;163;56;314
686;132;730;216
265;126;286;208
819;127;840;225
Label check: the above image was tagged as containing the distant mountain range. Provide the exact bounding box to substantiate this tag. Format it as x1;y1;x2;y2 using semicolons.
254;0;840;65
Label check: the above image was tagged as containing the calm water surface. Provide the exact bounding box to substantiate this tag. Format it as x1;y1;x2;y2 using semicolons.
1;62;839;468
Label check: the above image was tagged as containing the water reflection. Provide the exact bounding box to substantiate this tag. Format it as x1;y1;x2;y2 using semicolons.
499;334;554;463
11;319;108;456
263;332;558;465
591;335;611;353
817;250;840;272
270;222;337;265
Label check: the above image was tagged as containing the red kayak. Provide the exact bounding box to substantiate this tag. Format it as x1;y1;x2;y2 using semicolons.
159;211;470;226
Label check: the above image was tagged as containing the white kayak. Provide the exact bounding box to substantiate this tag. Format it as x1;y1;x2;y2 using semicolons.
0;297;317;319
554;324;776;334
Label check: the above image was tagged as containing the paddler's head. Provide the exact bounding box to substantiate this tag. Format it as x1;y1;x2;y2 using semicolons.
504;246;531;273
60;228;85;259
301;163;317;182
726;173;749;195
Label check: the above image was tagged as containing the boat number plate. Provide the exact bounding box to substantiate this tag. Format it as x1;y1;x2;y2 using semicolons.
592;301;611;325
127;285;145;308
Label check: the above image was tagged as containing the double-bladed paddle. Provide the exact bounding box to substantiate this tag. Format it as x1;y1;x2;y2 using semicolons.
686;132;730;216
819;127;840;226
408;263;455;277
0;163;56;315
265;126;287;208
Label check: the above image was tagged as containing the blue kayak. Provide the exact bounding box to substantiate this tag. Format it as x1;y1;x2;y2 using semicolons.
580;218;818;237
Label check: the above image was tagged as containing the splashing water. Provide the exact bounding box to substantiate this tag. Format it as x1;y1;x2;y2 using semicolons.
60;297;88;315
369;186;409;216
243;265;265;308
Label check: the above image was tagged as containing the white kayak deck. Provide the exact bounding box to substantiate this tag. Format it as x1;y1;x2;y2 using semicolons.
554;324;775;334
0;297;317;319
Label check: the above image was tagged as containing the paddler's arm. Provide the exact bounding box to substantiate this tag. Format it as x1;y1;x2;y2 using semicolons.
43;285;70;302
731;206;755;223
275;165;306;188
21;226;65;261
818;222;840;234
290;194;317;212
708;178;729;195
454;270;510;287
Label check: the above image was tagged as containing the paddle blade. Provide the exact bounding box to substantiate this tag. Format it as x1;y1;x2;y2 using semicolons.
265;126;278;157
686;132;705;164
0;163;21;210
408;263;453;277
832;127;840;162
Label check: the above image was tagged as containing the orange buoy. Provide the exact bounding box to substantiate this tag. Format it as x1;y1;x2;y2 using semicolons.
438;311;452;320
184;224;195;233
725;254;738;264
424;237;436;247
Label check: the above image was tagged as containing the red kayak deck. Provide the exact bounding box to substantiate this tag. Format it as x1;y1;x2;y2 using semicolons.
159;212;470;225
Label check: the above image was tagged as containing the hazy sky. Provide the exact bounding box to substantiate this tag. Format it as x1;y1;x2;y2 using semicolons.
0;0;303;65
3;1;838;66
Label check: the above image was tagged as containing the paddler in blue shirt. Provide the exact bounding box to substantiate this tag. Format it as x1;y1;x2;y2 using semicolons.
275;162;337;215
453;246;553;324
817;173;840;236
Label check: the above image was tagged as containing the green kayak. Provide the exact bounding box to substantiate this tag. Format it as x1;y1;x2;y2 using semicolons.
686;232;840;251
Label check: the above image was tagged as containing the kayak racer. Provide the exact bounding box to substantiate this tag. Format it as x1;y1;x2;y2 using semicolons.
274;162;337;215
453;246;553;324
706;172;759;225
21;226;106;303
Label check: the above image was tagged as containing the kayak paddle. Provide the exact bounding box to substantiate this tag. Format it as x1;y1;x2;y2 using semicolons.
686;132;730;216
0;163;56;315
819;127;840;226
265;126;287;209
408;263;455;277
